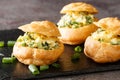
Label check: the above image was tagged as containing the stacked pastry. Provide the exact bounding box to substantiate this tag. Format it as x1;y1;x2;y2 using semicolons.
57;2;98;45
84;17;120;63
12;2;120;65
12;21;64;65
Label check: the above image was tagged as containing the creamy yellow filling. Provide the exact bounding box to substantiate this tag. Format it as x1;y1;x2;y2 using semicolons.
57;12;94;28
92;28;120;45
17;32;59;50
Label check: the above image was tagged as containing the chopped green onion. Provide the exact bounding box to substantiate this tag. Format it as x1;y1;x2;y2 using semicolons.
98;38;104;42
28;64;40;75
2;57;16;64
71;53;80;62
74;46;82;52
21;42;26;46
7;41;16;47
86;16;93;24
11;56;17;61
51;63;60;68
40;65;49;71
0;41;4;47
110;39;119;45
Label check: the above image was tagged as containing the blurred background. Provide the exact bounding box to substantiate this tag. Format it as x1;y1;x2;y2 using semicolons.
0;0;120;30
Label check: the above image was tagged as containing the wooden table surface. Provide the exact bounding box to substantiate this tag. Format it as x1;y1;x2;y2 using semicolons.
0;0;120;80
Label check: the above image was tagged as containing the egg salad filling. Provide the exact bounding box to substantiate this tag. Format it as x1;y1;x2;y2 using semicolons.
57;12;94;28
17;32;59;50
92;28;120;45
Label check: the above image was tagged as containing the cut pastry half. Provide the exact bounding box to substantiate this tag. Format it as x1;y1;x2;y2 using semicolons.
12;21;64;65
84;17;120;63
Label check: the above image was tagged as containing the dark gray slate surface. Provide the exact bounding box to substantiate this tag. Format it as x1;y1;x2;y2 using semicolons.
0;0;120;80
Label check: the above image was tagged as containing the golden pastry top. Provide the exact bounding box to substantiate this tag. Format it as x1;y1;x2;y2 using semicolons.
94;17;120;35
60;2;98;14
92;17;120;45
18;21;61;37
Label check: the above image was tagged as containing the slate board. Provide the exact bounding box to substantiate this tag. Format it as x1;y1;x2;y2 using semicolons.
1;29;120;80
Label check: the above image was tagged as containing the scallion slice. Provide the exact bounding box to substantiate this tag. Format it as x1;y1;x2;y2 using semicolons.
0;41;4;47
51;63;60;68
2;57;16;64
74;46;82;52
28;64;40;75
71;53;80;60
7;41;16;47
40;65;49;71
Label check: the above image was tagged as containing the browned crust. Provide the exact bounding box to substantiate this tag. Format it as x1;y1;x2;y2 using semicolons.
84;36;120;63
58;24;98;45
60;2;98;14
94;17;120;34
12;42;64;65
18;21;61;37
